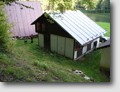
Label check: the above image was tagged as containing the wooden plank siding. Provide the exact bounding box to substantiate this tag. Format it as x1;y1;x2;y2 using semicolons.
50;34;58;52
35;14;73;39
65;38;74;59
38;34;44;48
57;36;66;55
50;34;74;59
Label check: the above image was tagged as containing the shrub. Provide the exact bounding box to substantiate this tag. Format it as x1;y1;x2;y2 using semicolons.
0;1;14;53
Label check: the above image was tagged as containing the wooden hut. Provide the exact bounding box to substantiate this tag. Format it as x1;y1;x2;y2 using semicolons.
31;10;106;60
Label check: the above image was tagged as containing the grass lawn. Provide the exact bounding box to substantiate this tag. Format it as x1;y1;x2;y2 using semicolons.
0;38;110;82
97;22;110;37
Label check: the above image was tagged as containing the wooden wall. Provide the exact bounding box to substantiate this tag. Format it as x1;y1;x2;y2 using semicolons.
50;34;74;59
35;14;73;39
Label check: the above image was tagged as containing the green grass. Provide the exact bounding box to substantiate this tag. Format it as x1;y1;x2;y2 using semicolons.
0;38;110;82
97;22;110;37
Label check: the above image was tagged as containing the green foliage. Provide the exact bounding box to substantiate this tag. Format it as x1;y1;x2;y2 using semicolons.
96;0;110;13
57;3;65;13
77;0;98;10
0;1;14;52
47;0;65;12
2;0;110;13
39;0;102;12
0;53;14;65
41;0;76;12
97;22;110;36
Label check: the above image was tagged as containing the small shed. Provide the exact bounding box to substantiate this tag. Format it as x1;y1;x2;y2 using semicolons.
5;1;42;37
98;39;110;75
31;10;106;60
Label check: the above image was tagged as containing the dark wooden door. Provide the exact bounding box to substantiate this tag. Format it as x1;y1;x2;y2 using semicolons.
44;33;50;49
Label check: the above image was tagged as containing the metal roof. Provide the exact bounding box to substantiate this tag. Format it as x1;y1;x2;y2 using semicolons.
32;10;106;45
5;1;42;37
49;10;106;45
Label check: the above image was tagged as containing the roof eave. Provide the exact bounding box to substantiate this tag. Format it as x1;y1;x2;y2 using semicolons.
31;12;45;25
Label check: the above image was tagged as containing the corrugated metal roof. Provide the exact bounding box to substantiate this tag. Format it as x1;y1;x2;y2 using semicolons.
5;1;42;37
49;10;106;45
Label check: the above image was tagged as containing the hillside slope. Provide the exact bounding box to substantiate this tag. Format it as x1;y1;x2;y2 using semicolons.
0;39;109;82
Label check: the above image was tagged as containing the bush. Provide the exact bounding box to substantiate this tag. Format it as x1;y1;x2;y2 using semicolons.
0;2;14;53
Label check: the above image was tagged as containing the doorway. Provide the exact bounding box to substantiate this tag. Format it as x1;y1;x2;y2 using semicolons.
44;33;50;49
